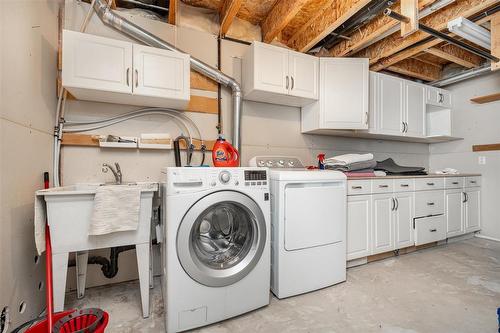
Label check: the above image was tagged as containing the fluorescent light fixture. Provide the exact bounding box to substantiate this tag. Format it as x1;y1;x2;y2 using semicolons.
448;17;491;49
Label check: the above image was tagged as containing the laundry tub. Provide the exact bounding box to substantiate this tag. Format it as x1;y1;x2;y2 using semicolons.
37;182;158;318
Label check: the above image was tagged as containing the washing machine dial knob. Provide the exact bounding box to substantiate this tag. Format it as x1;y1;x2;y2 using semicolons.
219;171;231;184
257;160;265;167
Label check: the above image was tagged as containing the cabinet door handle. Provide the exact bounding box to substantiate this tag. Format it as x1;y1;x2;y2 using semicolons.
438;93;444;103
395;198;399;211
285;76;289;89
470;181;476;184
365;112;369;125
452;182;459;185
401;122;405;133
405;122;409;133
379;184;389;188
391;198;395;211
290;76;294;90
400;184;409;187
126;68;130;86
429;228;437;232
135;69;139;88
426;182;435;186
351;186;363;190
462;192;467;203
427;202;435;206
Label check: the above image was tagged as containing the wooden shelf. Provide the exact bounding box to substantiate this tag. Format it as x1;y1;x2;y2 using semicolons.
472;143;500;152
470;92;500;104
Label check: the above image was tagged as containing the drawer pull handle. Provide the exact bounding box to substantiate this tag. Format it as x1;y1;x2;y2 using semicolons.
400;184;409;187
352;186;363;189
470;181;477;184
379;185;389;188
427;202;435;206
429;228;437;232
426;182;435;186
452;182;459;185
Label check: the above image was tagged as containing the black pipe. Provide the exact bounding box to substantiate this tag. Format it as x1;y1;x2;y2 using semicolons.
173;139;181;167
384;8;500;62
67;245;135;279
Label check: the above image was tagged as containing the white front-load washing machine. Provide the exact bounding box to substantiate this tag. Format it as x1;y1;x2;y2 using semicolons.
160;167;270;332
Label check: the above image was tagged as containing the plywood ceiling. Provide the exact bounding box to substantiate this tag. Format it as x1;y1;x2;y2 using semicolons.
177;0;498;82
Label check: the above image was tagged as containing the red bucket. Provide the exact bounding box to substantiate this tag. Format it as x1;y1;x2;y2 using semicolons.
24;309;109;333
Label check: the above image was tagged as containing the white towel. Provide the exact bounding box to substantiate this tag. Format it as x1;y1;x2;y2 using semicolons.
34;194;47;255
89;185;142;236
324;153;374;166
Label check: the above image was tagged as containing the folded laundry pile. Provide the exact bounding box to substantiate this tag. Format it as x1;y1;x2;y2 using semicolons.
375;158;427;175
324;153;376;176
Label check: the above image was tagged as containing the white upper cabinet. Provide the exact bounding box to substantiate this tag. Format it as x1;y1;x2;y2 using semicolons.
301;58;369;133
376;73;404;135
133;44;190;100
404;81;425;137
426;87;452;108
63;30;132;94
62;30;190;108
242;41;318;107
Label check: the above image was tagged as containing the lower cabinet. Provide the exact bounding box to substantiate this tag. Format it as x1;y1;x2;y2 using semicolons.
394;192;414;249
445;187;481;237
465;187;481;232
347;196;371;260
371;194;394;255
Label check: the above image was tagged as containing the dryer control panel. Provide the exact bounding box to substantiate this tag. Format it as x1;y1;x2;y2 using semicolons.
248;156;304;169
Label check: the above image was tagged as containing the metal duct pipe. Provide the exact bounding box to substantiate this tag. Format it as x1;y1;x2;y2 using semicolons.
92;0;243;155
429;63;492;87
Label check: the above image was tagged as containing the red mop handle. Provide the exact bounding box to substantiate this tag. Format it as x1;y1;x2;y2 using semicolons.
43;172;54;332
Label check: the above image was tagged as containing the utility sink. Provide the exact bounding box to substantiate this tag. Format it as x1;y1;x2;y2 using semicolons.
36;181;158;316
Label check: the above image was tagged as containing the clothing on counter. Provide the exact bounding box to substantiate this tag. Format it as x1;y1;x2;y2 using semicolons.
374;170;387;177
375;158;427;175
435;168;459;174
89;185;142;236
345;171;376;178
324;153;374;166
325;159;377;172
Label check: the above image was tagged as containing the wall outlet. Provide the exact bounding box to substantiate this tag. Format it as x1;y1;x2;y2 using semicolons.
478;156;486;165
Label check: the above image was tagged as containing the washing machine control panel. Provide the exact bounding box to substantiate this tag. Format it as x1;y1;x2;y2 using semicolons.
206;168;268;188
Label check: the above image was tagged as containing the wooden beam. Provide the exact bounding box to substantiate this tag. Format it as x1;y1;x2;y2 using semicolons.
219;0;243;36
386;58;442;81
168;0;177;25
328;0;436;57
359;0;497;70
191;70;218;92
424;44;483;68
492;11;500;71
470;92;500;104
261;0;309;43
472;143;500;152
401;0;418;37
186;95;218;114
287;0;372;52
61;134;216;150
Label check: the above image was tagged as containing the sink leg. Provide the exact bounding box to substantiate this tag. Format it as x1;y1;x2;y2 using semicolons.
52;252;69;312
136;243;150;318
149;243;154;289
76;251;89;299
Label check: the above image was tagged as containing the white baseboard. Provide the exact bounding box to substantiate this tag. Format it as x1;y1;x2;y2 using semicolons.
475;234;500;243
447;233;475;243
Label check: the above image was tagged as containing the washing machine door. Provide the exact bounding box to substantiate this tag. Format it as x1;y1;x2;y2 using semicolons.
177;190;267;287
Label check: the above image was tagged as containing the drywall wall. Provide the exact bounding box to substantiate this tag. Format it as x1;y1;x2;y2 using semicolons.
60;1;430;292
0;0;59;330
429;72;500;241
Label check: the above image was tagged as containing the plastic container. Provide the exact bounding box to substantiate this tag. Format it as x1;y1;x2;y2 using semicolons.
212;135;239;167
23;309;109;333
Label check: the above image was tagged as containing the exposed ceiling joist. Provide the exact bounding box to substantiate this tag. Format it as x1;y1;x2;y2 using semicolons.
387;58;442;80
220;0;243;36
358;0;497;70
424;44;483;68
261;0;309;43
492;11;500;70
287;0;372;52
401;0;419;36
328;0;437;57
169;0;177;24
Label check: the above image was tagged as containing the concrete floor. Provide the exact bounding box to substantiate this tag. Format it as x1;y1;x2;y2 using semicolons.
66;238;500;332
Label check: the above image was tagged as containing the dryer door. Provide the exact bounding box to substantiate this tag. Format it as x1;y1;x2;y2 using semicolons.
177;191;267;287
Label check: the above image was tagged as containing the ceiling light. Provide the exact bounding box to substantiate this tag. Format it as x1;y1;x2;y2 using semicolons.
448;17;491;49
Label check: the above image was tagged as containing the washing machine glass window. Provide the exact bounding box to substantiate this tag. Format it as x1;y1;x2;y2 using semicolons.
177;191;267;287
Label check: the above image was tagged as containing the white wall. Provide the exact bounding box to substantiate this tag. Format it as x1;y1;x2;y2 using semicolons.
429;72;500;241
0;0;60;330
59;1;430;290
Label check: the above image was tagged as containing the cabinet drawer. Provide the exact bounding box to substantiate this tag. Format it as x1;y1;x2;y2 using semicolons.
394;179;414;192
465;176;481;187
414;215;446;246
347;180;371;195
415;190;444;217
415;178;444;191
445;177;464;189
371;179;393;194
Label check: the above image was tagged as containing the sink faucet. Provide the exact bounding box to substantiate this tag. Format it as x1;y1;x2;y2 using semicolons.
102;162;122;184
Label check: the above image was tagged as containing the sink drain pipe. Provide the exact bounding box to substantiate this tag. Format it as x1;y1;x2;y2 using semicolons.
91;0;243;155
